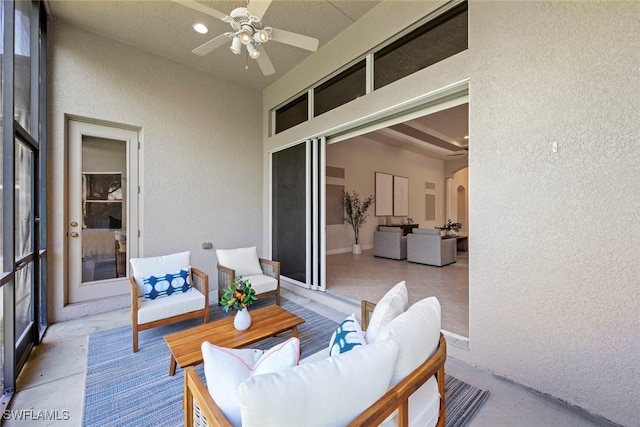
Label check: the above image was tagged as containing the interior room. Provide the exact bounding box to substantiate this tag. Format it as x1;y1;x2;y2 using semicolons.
324;103;470;337
2;1;638;426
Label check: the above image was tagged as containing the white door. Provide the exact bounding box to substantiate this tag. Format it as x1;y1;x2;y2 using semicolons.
67;120;139;303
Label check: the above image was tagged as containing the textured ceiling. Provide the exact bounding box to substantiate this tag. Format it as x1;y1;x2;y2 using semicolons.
46;0;382;91
46;0;467;157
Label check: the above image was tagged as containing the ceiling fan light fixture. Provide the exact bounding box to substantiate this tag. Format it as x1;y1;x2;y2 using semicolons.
238;27;253;45
246;42;260;59
254;29;270;44
230;36;242;54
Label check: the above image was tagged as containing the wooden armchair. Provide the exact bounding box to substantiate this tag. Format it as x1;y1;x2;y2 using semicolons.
216;247;280;306
129;251;209;352
184;300;446;427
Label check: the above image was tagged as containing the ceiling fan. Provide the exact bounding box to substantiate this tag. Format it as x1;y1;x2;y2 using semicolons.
172;0;320;76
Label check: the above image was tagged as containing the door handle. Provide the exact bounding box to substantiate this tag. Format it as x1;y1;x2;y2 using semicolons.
70;231;79;238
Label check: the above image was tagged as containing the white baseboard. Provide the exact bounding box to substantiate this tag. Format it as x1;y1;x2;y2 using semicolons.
326;244;374;255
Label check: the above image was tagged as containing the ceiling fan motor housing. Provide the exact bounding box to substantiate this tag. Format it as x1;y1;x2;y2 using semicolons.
226;7;262;31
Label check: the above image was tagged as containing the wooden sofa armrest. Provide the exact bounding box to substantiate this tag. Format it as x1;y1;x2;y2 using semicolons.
258;258;280;280
190;268;209;295
184;367;233;427
347;333;447;427
191;268;209;317
361;300;377;331
217;263;235;301
129;277;139;322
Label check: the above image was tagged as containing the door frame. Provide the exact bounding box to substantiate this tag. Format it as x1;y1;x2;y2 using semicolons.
66;119;140;304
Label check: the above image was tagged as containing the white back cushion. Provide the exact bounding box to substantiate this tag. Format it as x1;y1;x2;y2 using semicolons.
238;340;398;427
364;281;409;343
216;246;263;277
129;251;190;296
376;296;441;385
202;338;300;427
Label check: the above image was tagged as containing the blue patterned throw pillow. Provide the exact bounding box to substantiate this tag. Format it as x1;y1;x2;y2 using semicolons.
329;314;367;356
142;269;191;301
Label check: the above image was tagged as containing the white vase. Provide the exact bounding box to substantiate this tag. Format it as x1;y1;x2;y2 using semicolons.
445;229;456;236
234;308;252;331
352;244;362;254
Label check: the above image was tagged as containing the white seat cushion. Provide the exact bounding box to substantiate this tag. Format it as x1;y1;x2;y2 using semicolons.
238;340;399;427
243;274;277;294
364;280;409;343
137;288;205;324
130;251;191;296
216;247;263;277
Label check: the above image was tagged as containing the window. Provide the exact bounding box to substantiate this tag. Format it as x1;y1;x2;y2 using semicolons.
314;60;366;117
270;1;468;134
374;2;468;90
274;93;308;134
83;173;123;229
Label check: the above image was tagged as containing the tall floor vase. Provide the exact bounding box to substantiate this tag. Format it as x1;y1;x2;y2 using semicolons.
234;308;252;331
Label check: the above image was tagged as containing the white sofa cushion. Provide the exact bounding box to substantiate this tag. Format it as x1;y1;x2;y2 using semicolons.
137;288;205;324
364;280;409;343
238;340;398;427
376;296;441;385
130;251;191;296
202;338;300;427
216;246;263;277
243;274;277;294
329;314;366;356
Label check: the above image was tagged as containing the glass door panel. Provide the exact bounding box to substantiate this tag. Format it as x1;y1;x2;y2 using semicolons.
80;138;126;284
15;141;34;260
15;262;33;342
272;143;308;284
15;0;32;130
14;138;36;366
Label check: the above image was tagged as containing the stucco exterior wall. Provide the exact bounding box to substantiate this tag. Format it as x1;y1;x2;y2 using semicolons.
262;1;640;425
48;22;263;322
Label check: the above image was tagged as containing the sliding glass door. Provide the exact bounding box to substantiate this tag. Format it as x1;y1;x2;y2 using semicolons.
1;0;48;403
271;138;326;291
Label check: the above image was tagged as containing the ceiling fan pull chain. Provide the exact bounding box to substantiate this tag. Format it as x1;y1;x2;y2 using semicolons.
245;51;249;70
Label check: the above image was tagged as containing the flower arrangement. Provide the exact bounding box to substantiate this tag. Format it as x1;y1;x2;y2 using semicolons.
219;277;258;313
344;190;375;244
435;219;462;232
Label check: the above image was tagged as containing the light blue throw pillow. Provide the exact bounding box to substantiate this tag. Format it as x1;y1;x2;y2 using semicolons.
142;268;191;301
329;314;366;356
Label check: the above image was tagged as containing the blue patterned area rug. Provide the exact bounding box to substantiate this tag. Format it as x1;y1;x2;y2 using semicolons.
82;299;489;426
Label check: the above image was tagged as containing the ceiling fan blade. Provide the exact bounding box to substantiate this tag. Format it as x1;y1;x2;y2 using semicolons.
269;28;319;52
171;0;227;20
247;0;272;20
255;45;276;76
192;33;231;56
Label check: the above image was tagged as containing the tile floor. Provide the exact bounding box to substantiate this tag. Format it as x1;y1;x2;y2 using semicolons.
6;288;616;427
326;249;469;336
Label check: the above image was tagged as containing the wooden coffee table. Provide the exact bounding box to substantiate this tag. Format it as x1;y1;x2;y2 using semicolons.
164;305;305;376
